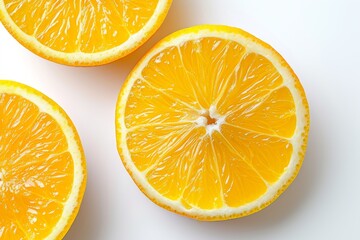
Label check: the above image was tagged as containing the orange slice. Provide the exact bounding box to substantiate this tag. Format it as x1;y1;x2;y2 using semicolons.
0;80;86;238
0;0;172;66
116;25;310;220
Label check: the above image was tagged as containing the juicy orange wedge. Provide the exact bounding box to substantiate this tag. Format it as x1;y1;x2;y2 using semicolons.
0;0;172;65
0;80;86;238
116;25;310;220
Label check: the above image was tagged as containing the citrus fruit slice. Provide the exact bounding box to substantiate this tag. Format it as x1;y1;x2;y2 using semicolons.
0;80;86;238
116;25;310;220
0;0;172;66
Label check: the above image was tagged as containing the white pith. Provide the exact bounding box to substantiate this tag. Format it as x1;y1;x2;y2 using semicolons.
0;81;85;239
116;28;308;218
0;0;170;64
194;105;226;136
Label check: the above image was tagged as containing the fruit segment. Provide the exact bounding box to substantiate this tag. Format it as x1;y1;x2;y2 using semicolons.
141;46;202;110
181;136;223;210
0;220;27;240
122;0;159;34
225;86;296;139
124;78;199;129
127;123;195;171
145;127;205;201
10;190;63;239
178;38;247;108
220;124;293;184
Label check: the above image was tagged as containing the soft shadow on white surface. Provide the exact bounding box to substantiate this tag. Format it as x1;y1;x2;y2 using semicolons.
63;1;198;239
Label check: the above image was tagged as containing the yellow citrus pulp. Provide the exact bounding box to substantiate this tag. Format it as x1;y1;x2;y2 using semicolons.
116;25;310;220
0;0;172;66
0;80;86;239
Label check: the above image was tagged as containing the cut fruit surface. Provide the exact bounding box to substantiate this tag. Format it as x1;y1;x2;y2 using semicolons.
0;0;172;66
0;80;86;239
116;25;310;220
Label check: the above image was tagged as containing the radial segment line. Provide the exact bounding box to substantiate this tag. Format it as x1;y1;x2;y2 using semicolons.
75;0;83;51
212;59;243;107
141;60;200;105
111;0;132;36
240;73;279;97
214;46;249;106
112;1;132;38
14;219;31;240
142;126;196;175
176;46;205;109
225;84;285;118
224;122;291;140
32;1;52;38
22;189;65;206
126;121;193;132
209;42;233;101
213;50;256;107
218;132;271;187
1;110;43;167
177;137;205;204
209;137;227;207
7;150;71;182
138;76;199;112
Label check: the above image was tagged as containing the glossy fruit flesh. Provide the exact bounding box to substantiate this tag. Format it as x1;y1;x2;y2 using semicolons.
124;37;296;209
3;0;159;53
0;81;85;239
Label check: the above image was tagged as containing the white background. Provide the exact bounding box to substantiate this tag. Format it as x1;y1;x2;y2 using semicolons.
1;0;360;239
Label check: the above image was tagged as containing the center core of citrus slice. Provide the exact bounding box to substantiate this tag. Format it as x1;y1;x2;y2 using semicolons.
195;106;225;136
